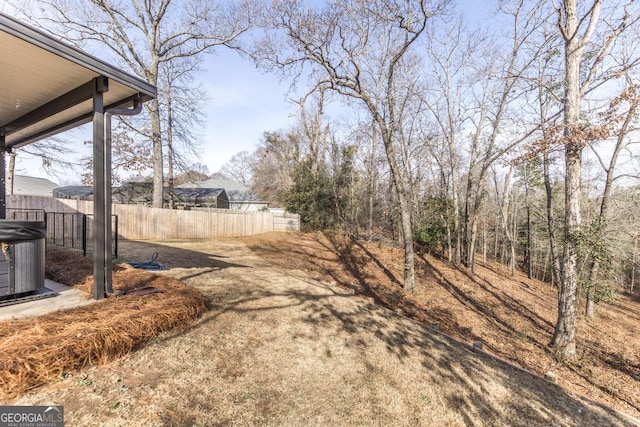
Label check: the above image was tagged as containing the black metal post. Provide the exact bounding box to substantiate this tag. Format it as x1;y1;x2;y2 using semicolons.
52;213;56;246
103;97;141;290
114;215;118;259
71;212;75;249
82;214;87;257
92;76;108;300
62;213;66;247
104;104;113;293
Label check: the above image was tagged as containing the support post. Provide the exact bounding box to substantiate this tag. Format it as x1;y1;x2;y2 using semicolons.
92;76;108;300
104;97;142;293
104;103;113;294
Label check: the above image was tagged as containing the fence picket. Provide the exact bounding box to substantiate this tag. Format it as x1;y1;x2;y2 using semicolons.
7;195;299;240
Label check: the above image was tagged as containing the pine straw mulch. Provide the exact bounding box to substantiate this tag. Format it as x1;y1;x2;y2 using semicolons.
0;248;206;399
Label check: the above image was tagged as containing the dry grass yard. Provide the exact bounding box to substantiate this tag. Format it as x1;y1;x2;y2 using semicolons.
2;232;638;426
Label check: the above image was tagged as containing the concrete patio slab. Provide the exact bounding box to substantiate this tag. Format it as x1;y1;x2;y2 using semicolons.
0;280;96;321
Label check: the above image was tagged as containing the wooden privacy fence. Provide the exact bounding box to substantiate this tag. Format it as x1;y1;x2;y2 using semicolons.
7;196;299;240
273;212;301;232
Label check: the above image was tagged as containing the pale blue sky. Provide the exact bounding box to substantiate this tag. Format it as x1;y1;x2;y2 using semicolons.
202;49;298;172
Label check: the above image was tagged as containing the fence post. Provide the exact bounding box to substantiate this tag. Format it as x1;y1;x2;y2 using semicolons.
71;213;75;249
82;214;87;257
114;215;118;259
62;213;66;247
52;213;56;246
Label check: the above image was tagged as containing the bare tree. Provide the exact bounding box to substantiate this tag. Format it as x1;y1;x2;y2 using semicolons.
80;121;153;185
422;14;481;264
342;117;389;240
250;131;300;206
14;138;81;183
156;57;207;208
552;0;635;360
23;0;256;207
583;72;640;318
220;151;255;187
458;0;555;273
260;0;450;291
493;165;517;276
173;162;210;186
295;88;330;176
533;38;565;290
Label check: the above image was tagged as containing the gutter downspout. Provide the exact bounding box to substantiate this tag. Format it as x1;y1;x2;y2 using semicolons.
103;97;142;295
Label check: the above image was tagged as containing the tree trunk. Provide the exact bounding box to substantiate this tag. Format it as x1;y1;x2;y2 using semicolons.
586;82;637;318
553;0;582;360
553;142;581;359
381;129;415;292
444;209;453;262
452;174;462;265
7;152;15;196
543;150;561;287
632;235;637;293
494;212;500;260
482;215;487;265
510;187;518;276
399;193;415;292
498;167;516;276
526;205;532;279
586;262;598;320
542;247;549;282
166;91;175;210
468;214;478;273
368;126;376;241
524;165;533;279
149;99;164;208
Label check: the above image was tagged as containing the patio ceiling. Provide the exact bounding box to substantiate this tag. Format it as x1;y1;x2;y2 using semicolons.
0;12;155;148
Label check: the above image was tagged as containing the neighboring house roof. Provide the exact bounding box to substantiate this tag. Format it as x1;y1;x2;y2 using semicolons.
112;181;152;204
13;174;59;197
113;181;229;208
173;187;226;202
52;181;232;208
177;178;259;202
53;186;94;199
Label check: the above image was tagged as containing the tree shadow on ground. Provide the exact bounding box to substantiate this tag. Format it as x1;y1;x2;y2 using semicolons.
190;261;634;426
98;235;639;423
117;240;248;271
242;233;640;421
304;235;469;339
426;260;556;351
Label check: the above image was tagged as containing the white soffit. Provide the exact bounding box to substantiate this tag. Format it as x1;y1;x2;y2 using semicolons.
0;12;155;148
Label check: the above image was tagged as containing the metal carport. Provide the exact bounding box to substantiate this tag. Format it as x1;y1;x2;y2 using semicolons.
0;12;156;299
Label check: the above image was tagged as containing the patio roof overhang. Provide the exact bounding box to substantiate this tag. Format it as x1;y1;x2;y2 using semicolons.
0;12;156;300
0;12;155;148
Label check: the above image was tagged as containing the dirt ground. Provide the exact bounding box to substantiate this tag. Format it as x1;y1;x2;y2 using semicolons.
6;232;640;426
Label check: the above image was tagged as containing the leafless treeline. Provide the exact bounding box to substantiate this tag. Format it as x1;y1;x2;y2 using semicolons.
225;0;640;360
